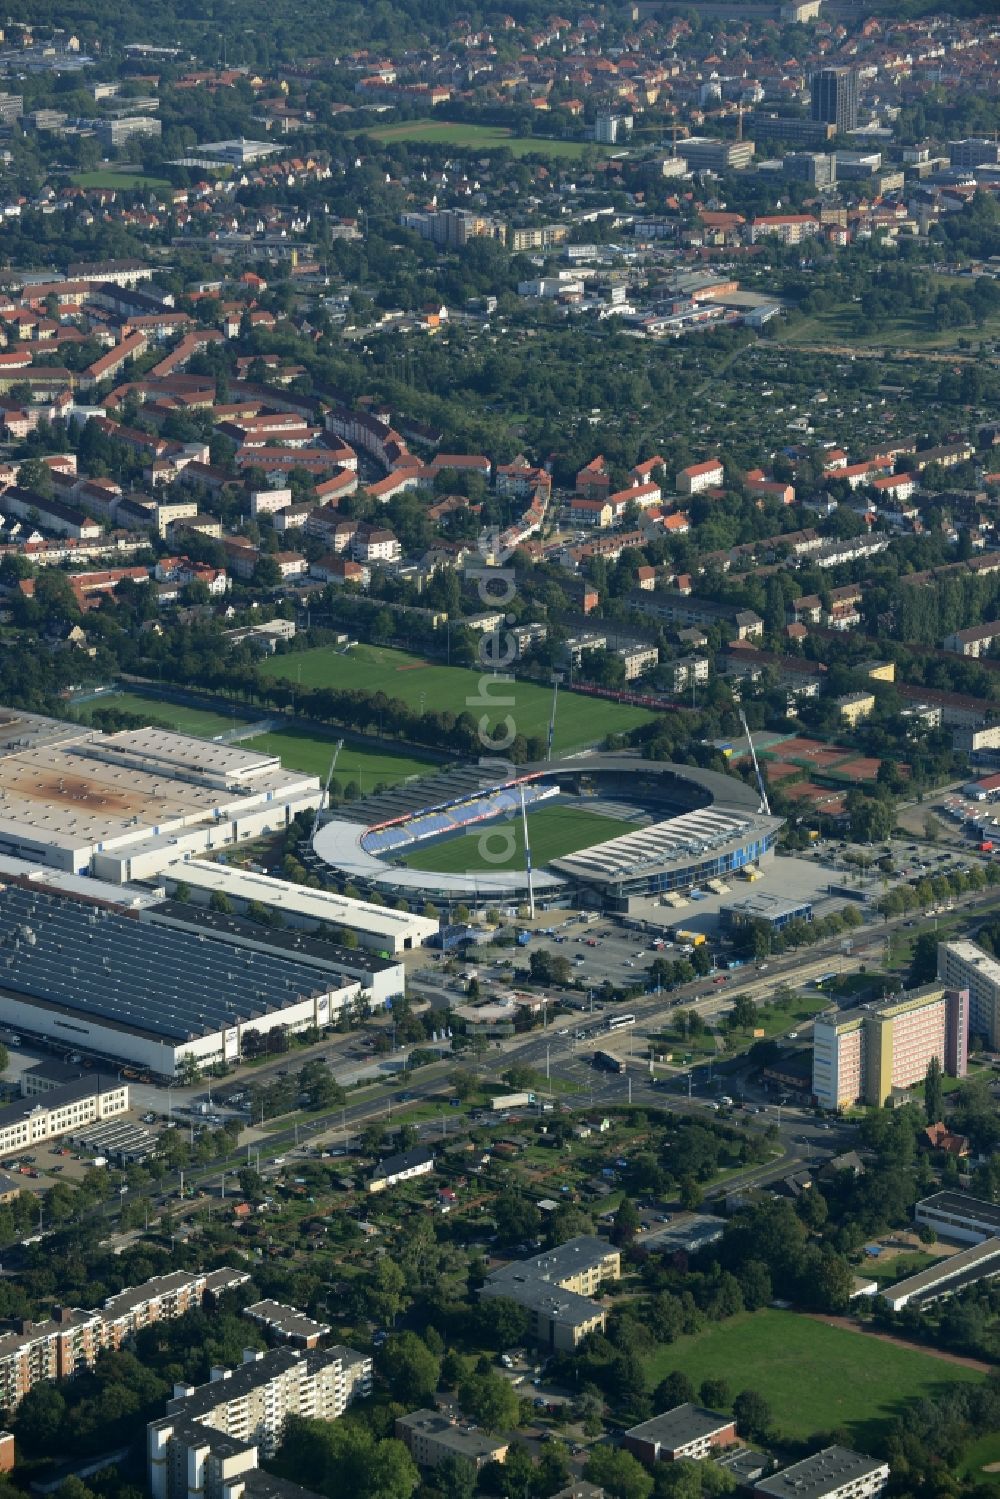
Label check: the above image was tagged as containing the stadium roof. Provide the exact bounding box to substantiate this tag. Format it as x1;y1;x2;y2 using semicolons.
551;807;783;886
312;753;764;900
0;885;338;1041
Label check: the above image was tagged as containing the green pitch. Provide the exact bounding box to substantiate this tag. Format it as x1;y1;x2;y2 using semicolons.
644;1309;983;1446
362;120;609;158
260;644;657;754
400;803;640;873
73;693;240;738
244;728;435;794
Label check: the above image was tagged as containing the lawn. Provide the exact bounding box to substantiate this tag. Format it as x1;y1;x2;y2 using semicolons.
361;120;608;158
243;727;436;794
402;802;640;874
73;692;241;739
643;1309;982;1446
777;284;1000;354
260;644;658;753
960;1432;1000;1487
71;170;172;189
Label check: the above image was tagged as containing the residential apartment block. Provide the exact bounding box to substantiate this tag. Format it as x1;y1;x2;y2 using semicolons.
812;984;968;1110
942;623;1000;659
243;1302;331;1349
756;1447;888;1499
0;1266;249;1409
149;1345;373;1499
479;1236;620;1351
103;1268;250;1349
676;459;724;495
0;1308;104;1411
395;1409;509;1470
624;1404;737;1464
937;940;1000;1048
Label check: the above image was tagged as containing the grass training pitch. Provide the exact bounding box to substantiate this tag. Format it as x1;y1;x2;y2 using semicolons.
261;644;657;753
73;692;240;739
361;120;607;158
401;803;641;873
71;170;172;189
644;1309;983;1445
244;728;436;794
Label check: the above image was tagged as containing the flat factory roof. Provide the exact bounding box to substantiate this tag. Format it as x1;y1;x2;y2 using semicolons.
0;884;343;1042
168;862;438;944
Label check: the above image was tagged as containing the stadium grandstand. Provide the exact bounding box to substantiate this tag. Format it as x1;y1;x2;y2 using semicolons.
311;753;782;910
362;782;558;858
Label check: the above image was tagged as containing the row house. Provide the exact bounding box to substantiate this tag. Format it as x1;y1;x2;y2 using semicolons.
496;456;551;500
352;526;401;565
677;458;724;495
78;330;148;392
311;554;370;588
790;584;865;629
576;455;611;499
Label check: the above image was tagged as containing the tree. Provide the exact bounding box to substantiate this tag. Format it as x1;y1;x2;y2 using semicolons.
361;1120;387;1155
381;1331;441;1405
679;1178;703;1212
252;555;282;588
654;1371;695;1410
730;993;758;1031
495;1189;541;1246
699;1378;730;1409
458;1370;520;1433
476;1296;530;1351
535;1439;571;1496
924;1054;943;1124
733;1390;772;1442
433;1455;477;1499
367;1255;407;1327
451;1070;477;1101
908;931;938;987
15;1382;66;1451
610;1196;641;1248
274;1417;418;1499
583;1445;654;1499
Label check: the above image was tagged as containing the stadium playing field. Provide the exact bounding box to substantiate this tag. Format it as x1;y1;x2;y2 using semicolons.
401;803;640;874
362;120;608;158
261;645;657;753
244;728;436;795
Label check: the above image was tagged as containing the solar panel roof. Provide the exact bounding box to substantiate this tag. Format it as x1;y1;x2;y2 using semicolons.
0;886;331;1041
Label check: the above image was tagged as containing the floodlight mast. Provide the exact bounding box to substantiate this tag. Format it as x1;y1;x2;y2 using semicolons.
738;709;770;816
311;739;344;839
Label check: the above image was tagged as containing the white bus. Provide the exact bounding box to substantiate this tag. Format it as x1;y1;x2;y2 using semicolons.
607;1013;636;1032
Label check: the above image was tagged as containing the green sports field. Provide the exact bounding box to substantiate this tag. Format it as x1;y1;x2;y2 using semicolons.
72;692;240;738
71;170;172;189
401;802;639;874
644;1309;982;1446
260;644;657;754
244;728;436;795
361;120;609;159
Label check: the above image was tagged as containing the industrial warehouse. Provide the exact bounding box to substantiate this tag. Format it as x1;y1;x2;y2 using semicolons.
0;710;321;880
0;873;398;1077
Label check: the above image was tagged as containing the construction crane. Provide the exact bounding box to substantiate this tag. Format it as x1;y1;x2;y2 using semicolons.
738;709;770;817
546;674;562;762
311;739;344;839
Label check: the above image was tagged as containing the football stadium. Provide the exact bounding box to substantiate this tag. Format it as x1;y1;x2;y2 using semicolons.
311;753;784;911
